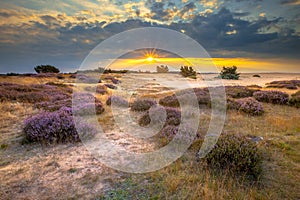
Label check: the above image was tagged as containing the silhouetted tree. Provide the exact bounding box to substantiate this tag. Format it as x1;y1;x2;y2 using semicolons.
156;65;169;73
34;65;60;73
180;66;197;79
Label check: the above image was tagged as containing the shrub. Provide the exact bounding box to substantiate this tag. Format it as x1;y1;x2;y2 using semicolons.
159;95;180;107
23;107;97;144
253;74;261;78
34;65;60;73
76;74;99;83
138;106;181;127
180;66;197;79
202;134;263;179
236;97;264;116
288;90;300;108
156;65;169;73
219;66;240;80
106;96;128;107
225;86;256;98
266;80;300;90
105;84;117;89
57;74;65;79
253;90;289;104
103;76;121;84
159;88;211;107
73;102;105;115
131;98;157;111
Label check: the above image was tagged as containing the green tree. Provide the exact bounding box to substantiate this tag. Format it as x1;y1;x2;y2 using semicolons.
34;65;60;73
219;66;240;80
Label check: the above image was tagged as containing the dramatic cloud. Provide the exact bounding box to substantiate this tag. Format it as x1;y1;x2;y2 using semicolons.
0;0;299;72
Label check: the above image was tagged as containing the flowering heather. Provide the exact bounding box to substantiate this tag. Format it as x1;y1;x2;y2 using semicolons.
104;84;117;89
131;98;157;111
159;95;180;107
289;90;300;108
253;90;289;104
104;75;121;84
225;86;256;98
106;95;128;107
138;106;181;126
267;80;300;90
23;107;97;144
73;102;105;115
76;74;99;83
203;134;263;179
85;85;107;95
159;87;211;107
236;97;264;116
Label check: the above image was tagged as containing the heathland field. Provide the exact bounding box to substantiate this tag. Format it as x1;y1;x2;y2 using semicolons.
0;72;300;199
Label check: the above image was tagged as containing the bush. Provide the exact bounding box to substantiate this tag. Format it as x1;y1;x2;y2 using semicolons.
180;66;197;79
106;96;128;107
253;90;289;104
219;66;240;80
103;75;121;84
156;65;169;73
138;106;181;127
159;88;211;107
105;84;117;89
225;86;256;98
159;95;180;107
131;98;157;111
253;74;261;78
23;107;97;144
202;134;263;179
288;90;300;108
236;97;264;116
266;80;300;90
34;65;60;73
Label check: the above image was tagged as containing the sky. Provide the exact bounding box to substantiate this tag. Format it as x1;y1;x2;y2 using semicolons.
0;0;299;73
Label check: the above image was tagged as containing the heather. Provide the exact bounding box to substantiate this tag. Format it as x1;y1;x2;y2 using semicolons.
159;87;210;107
202;134;263;179
289;90;300;108
227;97;264;116
23;107;97;144
253;90;289;104
131;98;157;111
0;82;72;104
266;80;300;90
106;95;128;107
225;86;257;98
138;106;181;127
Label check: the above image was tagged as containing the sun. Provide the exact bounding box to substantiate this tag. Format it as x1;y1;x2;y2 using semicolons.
146;56;154;62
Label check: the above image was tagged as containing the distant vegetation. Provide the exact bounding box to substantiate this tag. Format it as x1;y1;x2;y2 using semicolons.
180;66;197;79
219;66;240;80
34;65;60;73
156;65;169;73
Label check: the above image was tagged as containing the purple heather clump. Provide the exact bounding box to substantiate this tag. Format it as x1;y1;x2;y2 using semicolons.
73;102;105;115
160;125;179;139
104;84;117;89
131;98;157;111
159;95;180;107
106;95;128;107
236;97;264;116
76;74;99;83
138;106;181;126
253;90;289;104
23;107;97;144
225;86;256;98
